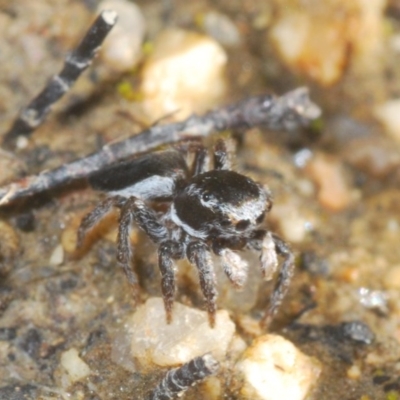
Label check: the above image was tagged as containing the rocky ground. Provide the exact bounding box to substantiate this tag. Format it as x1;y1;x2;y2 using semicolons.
1;0;400;399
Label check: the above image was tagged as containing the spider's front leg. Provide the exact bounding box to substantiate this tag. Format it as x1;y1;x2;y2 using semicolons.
118;196;168;301
158;240;184;323
249;230;295;328
187;241;218;327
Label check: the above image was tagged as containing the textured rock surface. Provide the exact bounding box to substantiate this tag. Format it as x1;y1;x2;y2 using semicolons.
122;298;235;368
140;28;227;121
236;335;321;400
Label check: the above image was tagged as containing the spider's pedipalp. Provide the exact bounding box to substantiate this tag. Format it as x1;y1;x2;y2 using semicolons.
187;241;218;327
260;231;279;281
219;248;248;288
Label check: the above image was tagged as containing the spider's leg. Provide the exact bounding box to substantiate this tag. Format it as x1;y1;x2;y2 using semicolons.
118;197;168;300
262;233;295;328
192;145;209;176
3;11;117;147
213;138;232;170
158;240;184;324
187;241;218;327
77;195;125;249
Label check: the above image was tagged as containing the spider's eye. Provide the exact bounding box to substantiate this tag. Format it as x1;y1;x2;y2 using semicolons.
256;212;265;224
202;192;211;202
236;219;250;231
221;219;232;227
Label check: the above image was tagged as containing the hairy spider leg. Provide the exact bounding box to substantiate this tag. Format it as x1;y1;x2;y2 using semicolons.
147;353;219;400
263;233;295;328
76;195;125;249
213;138;232;170
158;240;185;323
118;197;168;301
187;241;218;327
191;145;209;176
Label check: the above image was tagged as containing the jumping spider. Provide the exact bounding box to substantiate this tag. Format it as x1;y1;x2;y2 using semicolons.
77;139;294;327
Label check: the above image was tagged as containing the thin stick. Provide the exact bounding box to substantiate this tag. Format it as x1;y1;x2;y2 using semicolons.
0;87;321;207
2;10;118;148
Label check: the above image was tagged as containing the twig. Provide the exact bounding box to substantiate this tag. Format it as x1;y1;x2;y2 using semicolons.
0;87;321;207
2;10;118;149
147;353;219;400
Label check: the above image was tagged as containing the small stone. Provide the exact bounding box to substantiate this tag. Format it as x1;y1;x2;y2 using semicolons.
202;11;241;47
124;297;235;368
235;334;321;400
49;244;64;266
383;265;400;290
140;28;227;122
268;0;385;85
347;364;361;380
60;348;91;384
270;203;313;243
305;152;352;211
97;0;146;72
374;99;400;144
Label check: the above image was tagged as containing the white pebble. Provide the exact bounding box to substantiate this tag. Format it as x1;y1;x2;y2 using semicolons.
374;99;400;144
97;0;146;72
140;29;227;121
49;244;64;266
60;348;91;384
120;297;235;369
235;334;321;400
203;11;241;47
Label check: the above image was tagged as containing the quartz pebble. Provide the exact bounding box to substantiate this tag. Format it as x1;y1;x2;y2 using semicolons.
374;99;400;144
235;334;321;400
124;297;235;369
202;11;241;47
305;153;352;211
269;0;385;85
97;0;146;72
140;29;227;121
60;348;91;385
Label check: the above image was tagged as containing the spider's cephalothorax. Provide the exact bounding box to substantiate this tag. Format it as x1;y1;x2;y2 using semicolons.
77;139;294;328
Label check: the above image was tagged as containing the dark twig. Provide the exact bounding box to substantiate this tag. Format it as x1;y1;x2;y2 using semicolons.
0;87;321;207
2;10;118;149
147;353;219;400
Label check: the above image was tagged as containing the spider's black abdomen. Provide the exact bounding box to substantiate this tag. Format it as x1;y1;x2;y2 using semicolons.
89;150;188;200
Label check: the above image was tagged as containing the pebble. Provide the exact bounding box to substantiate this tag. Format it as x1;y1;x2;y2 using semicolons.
235;334;321;400
383;265;400;290
374;99;400;144
118;297;235;369
304;152;353;211
140;28;227;122
60;348;91;385
270;202;314;243
97;0;146;73
202;11;241;47
268;0;385;85
49;244;64;266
